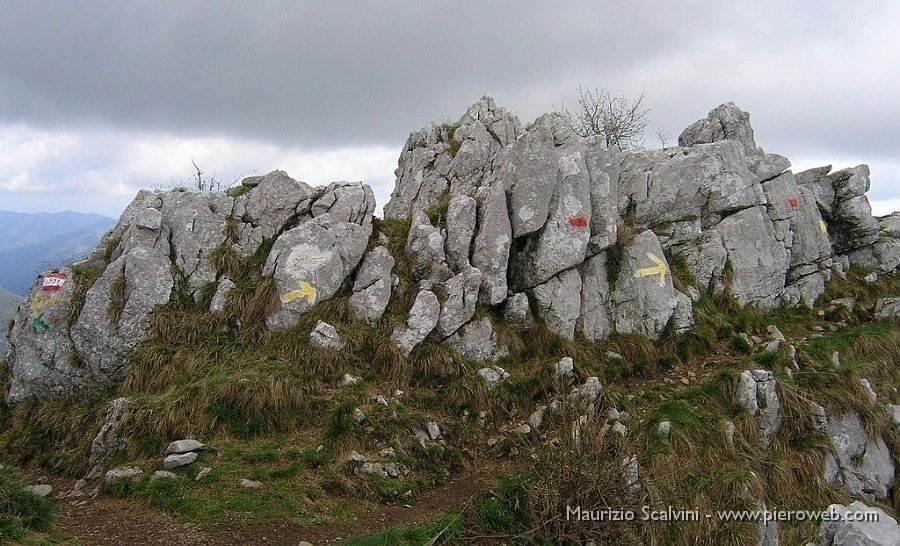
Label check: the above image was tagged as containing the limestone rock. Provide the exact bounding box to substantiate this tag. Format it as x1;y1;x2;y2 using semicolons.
88;397;130;467
264;214;370;331
671;290;695;334
478;366;510;390
164;439;205;456
163;452;198;469
508;116;592;288
232;170;313;257
209;278;234;313
309;321;344;350
716;206;789;310
611;230;677;339
503;293;533;330
26;484;53;497
577;252;613;341
531;269;582;340
619;140;764;229
472;180;512;305
240;479;263;489
310;181;376;227
150;471;179;482
824;412;894;500
678;102;759;154
875;297;900;319
348;246;394;325
436;267;482;337
734;370;781;448
105;466;143;486
390;290;440;355
406;210;450;282
445;317;509;362
818;501;900;546
384;95;521;220
555;357;575;378
444;195;477;270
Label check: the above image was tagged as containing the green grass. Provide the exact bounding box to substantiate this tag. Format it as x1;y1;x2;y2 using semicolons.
342;512;463;546
0;468;55;541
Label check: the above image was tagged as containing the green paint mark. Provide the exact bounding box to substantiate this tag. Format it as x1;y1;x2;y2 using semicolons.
32;313;50;334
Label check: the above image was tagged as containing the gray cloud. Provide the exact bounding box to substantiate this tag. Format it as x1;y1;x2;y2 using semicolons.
0;1;898;210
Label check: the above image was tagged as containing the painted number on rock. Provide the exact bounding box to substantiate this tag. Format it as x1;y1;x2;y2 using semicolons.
635;253;669;287
568;217;588;228
42;273;68;292
788;198;799;209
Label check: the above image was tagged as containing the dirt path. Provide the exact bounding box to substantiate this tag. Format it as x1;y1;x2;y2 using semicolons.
51;462;515;545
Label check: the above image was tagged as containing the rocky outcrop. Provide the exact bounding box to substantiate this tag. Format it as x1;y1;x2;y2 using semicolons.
823;412;895;501
6;171;376;404
348;246;394;325
7;97;900;404
817;501;900;545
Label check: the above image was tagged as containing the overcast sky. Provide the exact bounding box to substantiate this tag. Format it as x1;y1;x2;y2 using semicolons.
1;1;898;218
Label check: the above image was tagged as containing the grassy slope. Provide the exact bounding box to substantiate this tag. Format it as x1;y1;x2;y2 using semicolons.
0;213;898;545
0;286;20;355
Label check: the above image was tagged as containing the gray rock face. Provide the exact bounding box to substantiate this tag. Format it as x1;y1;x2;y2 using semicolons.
507;115;592;288
716;206;789;310
384;95;520;220
88;397;130;467
619;140;764;230
348;246;394;324
6;169;377;404
390;290;440;355
577;253;613;341
531;269;583;340
478;366;510;390
406;210;450;282
611;230;677;339
444;195;477;271
818;501;900;546
734;370;781;448
436;267;482;337
445;317;509;362
678;102;759;155
472;180;512;305
264;214;370;331
824;412;895;500
309;321;344;350
232;170;313;257
503;293;533;331
209;278;235;313
875;297;900;319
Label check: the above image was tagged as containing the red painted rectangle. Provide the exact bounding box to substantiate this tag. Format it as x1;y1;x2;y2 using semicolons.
41;273;68;292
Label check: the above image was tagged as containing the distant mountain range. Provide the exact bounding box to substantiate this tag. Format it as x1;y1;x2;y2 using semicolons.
0;210;116;295
1;286;21;356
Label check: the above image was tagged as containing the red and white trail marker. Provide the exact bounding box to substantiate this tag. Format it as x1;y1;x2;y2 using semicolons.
41;273;68;292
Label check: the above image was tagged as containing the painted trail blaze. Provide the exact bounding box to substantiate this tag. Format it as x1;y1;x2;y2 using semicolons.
42;272;68;292
788;198;799;209
568;216;588;228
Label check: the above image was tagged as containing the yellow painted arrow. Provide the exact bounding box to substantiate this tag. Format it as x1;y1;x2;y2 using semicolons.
282;280;317;304
635;253;669;287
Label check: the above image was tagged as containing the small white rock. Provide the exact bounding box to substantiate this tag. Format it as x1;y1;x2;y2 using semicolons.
425;421;441;440
150;470;179;481
27;484;53;497
164;439;205;455
240;479;263;489
194;467;212;482
352;408;366;424
163;452;198;469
